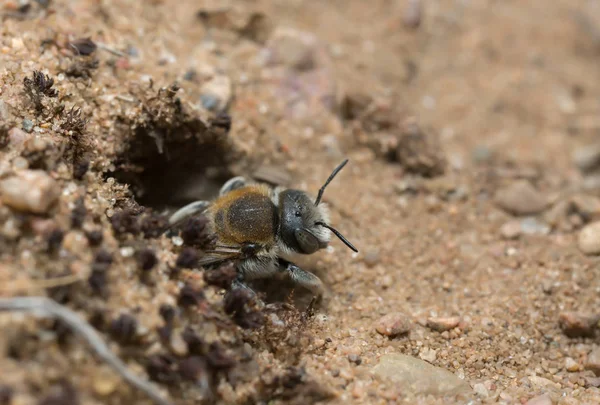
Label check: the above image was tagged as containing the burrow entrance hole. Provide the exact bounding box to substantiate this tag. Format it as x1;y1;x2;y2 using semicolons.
108;118;237;211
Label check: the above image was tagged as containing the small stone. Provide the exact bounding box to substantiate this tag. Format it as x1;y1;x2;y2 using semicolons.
495;180;547;216
92;366;120;396
0;170;59;214
348;354;362;365
419;347;437;363
573;143;600;173
500;220;521;239
372;353;470;396
200;75;232;112
22;119;33;132
472;145;493;163
571;195;600;222
264;27;320;70
426;316;460;332
586;347;600;375
578;222;600;255
8;127;31;146
565;357;579;372
363;249;380;267
559;312;599;338
170;332;189;356
520;217;550;235
525;394;552;405
375;313;411;337
473;383;489;398
403;0;422;29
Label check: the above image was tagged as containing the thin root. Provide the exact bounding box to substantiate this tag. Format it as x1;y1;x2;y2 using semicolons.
0;296;173;405
0;274;83;295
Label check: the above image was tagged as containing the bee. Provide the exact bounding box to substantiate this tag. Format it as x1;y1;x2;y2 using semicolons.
168;159;358;298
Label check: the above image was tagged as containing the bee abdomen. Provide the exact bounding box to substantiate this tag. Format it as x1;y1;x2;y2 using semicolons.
212;187;279;245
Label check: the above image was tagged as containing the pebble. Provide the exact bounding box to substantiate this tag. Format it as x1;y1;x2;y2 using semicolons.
495;180;547;216
578;221;600;255
0;170;59;214
375;313;412;337
22;119;33;133
472;145;493;163
419;347;437;363
372;353;470;396
586;347;600;375
8;127;31;147
573;143;600;173
571;195;600;221
525;394;553;405
200;75;232;112
473;383;489;398
170;332;189;356
363;249;380;267
559;312;599;338
92;366;120;396
500;220;522;239
426;316;460;332
403;0;422;29
520;217;549;234
264;27;320;70
565;357;579;372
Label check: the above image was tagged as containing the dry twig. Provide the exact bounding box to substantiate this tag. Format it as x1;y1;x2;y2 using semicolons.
0;296;172;405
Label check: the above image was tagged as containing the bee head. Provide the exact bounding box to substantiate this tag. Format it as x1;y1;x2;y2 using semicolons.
278;160;358;254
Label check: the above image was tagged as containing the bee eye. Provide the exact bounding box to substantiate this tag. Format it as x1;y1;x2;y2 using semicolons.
295;211;301;217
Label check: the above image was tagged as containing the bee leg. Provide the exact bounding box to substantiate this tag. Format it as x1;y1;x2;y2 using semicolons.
278;258;324;298
220;176;248;196
231;274;266;306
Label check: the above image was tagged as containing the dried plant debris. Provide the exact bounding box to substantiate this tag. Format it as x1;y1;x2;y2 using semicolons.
88;250;113;296
110;209;141;236
181;216;216;249
137;248;158;271
0;126;8;149
60;106;91;167
68;37;97;56
209;111;233;135
46;228;65;254
140;212;169;238
109;313;138;344
204;262;237;289
255;366;335;405
64;58;99;79
178;283;205;308
71;197;86;228
0;297;173;405
224;289;264;329
23;70;58;113
176;248;199;269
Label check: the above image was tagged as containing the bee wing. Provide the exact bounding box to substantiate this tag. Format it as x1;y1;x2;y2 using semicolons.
252;165;292;187
198;247;242;267
164;201;211;236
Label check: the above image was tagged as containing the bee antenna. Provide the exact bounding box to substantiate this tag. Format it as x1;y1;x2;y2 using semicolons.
315;159;349;206
315;221;358;253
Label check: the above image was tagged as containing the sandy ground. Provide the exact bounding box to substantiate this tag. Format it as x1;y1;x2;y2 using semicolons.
2;0;600;404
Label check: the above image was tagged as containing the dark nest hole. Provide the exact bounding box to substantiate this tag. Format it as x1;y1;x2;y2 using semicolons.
108;116;237;210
